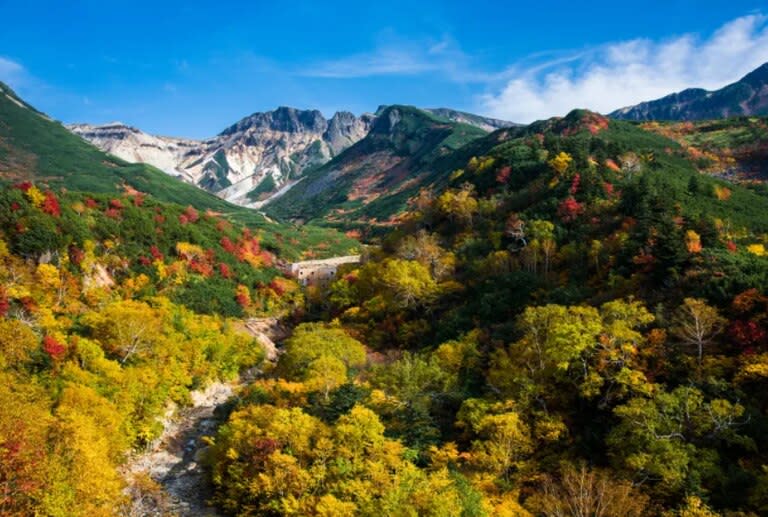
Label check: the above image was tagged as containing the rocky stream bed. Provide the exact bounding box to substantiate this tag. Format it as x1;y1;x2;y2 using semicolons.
120;318;287;516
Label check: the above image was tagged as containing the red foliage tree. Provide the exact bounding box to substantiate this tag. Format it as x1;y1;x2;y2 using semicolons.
603;181;615;197
183;206;199;223
219;263;233;278
41;191;61;217
20;297;37;313
220;237;237;254
68;245;84;266
149;245;164;261
496;166;512;185
0;287;9;317
569;173;581;195
557;196;584;222
268;279;286;297
42;335;66;361
189;259;214;277
729;320;767;351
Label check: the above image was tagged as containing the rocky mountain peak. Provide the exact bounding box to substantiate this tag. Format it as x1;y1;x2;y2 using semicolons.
219;107;328;136
324;111;374;154
70;122;143;140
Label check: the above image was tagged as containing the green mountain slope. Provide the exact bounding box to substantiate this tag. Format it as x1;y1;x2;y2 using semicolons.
257;120;768;517
0;82;358;259
638;116;768;182
446;109;768;233
0;82;234;209
264;105;487;225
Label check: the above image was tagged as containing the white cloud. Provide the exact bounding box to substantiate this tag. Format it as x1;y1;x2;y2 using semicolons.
0;56;27;87
299;36;478;81
303;48;437;78
480;14;768;123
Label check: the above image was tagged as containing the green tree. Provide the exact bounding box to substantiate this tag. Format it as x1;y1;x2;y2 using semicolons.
278;323;366;380
489;304;602;405
608;386;747;492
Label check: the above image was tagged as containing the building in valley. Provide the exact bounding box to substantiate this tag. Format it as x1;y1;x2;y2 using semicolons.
286;255;361;287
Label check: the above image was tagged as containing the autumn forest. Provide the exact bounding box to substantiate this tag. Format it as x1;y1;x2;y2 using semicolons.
2;60;768;517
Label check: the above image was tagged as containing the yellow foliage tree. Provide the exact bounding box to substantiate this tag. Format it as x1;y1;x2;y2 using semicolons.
685;230;702;254
25;185;46;207
470;411;532;481
548;151;573;175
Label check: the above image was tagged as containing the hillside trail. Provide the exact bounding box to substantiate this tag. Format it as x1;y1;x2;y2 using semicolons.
120;317;289;517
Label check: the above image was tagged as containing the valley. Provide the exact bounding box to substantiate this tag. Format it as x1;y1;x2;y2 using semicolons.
1;45;768;516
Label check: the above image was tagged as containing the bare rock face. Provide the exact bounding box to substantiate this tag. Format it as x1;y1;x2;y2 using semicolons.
68;108;375;208
325;111;375;154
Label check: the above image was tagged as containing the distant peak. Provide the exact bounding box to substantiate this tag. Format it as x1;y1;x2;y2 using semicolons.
740;61;768;86
69;121;138;132
610;61;768;121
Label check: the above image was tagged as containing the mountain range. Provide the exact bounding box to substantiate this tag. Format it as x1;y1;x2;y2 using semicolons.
69;107;514;208
611;62;768;121
5;62;768;235
68;109;375;208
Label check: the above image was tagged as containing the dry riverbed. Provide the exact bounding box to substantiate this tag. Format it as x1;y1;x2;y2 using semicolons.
120;318;287;516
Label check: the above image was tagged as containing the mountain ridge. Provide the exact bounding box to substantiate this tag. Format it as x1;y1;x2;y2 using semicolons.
611;62;768;121
264;105;489;225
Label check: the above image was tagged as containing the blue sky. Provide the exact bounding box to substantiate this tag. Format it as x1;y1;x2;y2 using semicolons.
1;0;767;138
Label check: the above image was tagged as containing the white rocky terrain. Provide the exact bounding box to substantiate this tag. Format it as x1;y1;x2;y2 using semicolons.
69;108;375;208
68;122;200;180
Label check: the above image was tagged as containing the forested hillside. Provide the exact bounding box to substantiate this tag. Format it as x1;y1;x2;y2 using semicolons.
0;181;313;514
6;4;768;516
205;111;768;516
